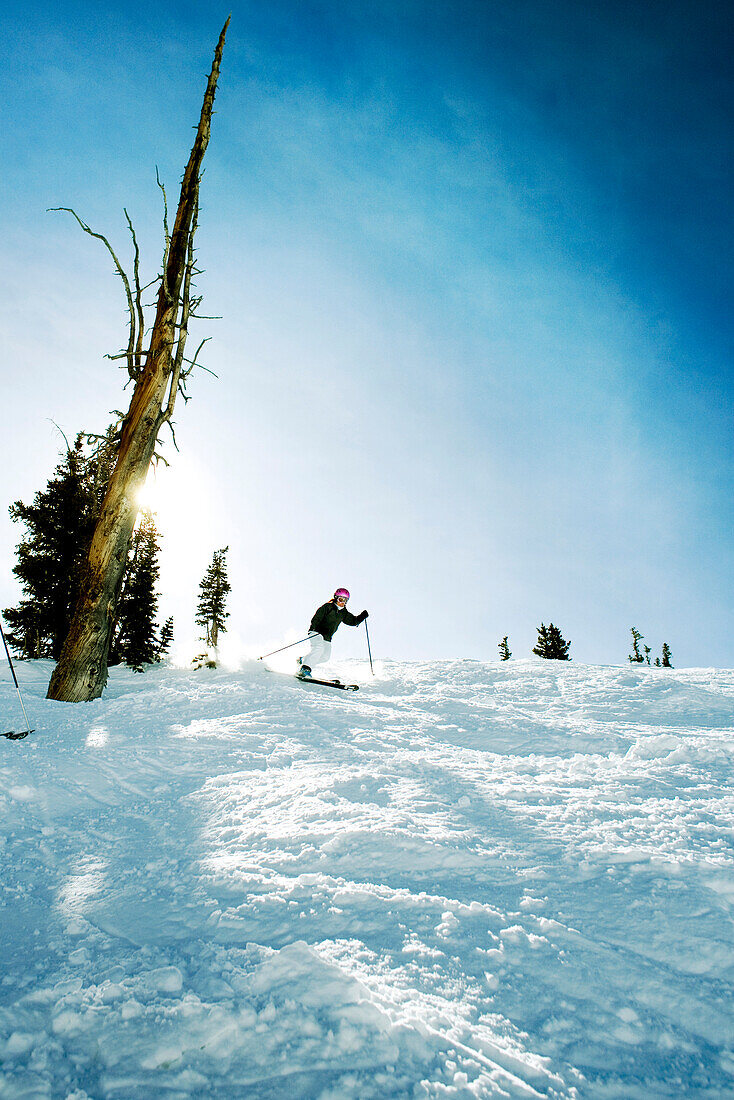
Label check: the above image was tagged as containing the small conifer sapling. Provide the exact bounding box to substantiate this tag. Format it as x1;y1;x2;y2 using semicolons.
628;628;645;664
195;547;231;667
157;617;174;662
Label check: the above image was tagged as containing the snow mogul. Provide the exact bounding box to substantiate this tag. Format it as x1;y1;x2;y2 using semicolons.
298;589;368;677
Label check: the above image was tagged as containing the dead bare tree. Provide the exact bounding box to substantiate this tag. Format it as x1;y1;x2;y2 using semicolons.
47;18;229;702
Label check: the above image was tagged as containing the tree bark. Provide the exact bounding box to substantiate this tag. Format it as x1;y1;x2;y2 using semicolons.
47;19;229;702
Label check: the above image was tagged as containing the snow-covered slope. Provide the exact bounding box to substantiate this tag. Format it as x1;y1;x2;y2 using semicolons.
1;658;733;1098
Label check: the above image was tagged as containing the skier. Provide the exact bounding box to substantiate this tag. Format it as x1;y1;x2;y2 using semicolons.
298;588;368;677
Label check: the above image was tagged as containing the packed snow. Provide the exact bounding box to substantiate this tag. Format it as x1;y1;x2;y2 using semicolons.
1;656;733;1098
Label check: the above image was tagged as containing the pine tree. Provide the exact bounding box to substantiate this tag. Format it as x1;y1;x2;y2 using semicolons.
628;628;645;664
110;511;162;671
661;643;673;668
3;437;99;659
195;547;231;665
498;636;512;661
644;645;652;665
3;433;169;672
533;624;550;658
157;617;174;662
533;622;571;660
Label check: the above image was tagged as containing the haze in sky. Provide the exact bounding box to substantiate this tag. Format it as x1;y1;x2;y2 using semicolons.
1;0;732;668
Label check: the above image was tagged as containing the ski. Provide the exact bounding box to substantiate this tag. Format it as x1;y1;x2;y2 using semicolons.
262;666;359;691
3;730;33;740
295;674;359;691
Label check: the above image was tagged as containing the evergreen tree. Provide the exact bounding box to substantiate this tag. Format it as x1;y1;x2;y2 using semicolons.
533;624;551;659
533;622;571;660
498;636;512;661
661;643;673;668
644;645;652;665
157;617;174;662
628;628;645;664
3;437;98;659
4;432;165;672
110;511;162;671
195;547;231;664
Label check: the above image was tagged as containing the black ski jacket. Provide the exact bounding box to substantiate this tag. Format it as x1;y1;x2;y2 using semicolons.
309;600;366;642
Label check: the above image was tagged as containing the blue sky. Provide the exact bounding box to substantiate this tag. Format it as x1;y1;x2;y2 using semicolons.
1;0;732;668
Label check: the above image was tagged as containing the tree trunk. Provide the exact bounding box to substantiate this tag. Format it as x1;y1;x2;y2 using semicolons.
47;19;229;702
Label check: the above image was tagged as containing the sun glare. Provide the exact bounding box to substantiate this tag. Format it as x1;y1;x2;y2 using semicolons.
133;458;217;552
135;466;192;524
135;477;161;513
129;457;229;654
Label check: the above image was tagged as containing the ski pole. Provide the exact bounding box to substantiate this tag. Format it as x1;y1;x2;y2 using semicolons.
364;620;374;676
257;633;318;661
1;621;34;739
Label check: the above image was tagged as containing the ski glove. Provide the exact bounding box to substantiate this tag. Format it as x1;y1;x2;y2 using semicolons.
357;610;369;623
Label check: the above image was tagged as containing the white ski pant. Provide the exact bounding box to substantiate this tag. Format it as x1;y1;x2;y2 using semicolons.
302;634;331;669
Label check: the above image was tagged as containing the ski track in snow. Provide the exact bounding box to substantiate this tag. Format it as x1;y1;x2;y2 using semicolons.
1;657;733;1098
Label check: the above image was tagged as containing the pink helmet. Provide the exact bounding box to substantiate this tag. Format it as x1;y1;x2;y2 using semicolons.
334;588;350;601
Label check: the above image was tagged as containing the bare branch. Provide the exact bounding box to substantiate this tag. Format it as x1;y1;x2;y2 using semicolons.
48;419;73;457
105;350;151;361
152;444;172;466
48;208;136;374
81;420;124;463
158;194;200;426
164;420;180;452
180;340;216;377
124;209;146;378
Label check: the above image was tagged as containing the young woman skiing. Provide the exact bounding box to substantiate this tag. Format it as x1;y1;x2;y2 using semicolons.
298;588;368;676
